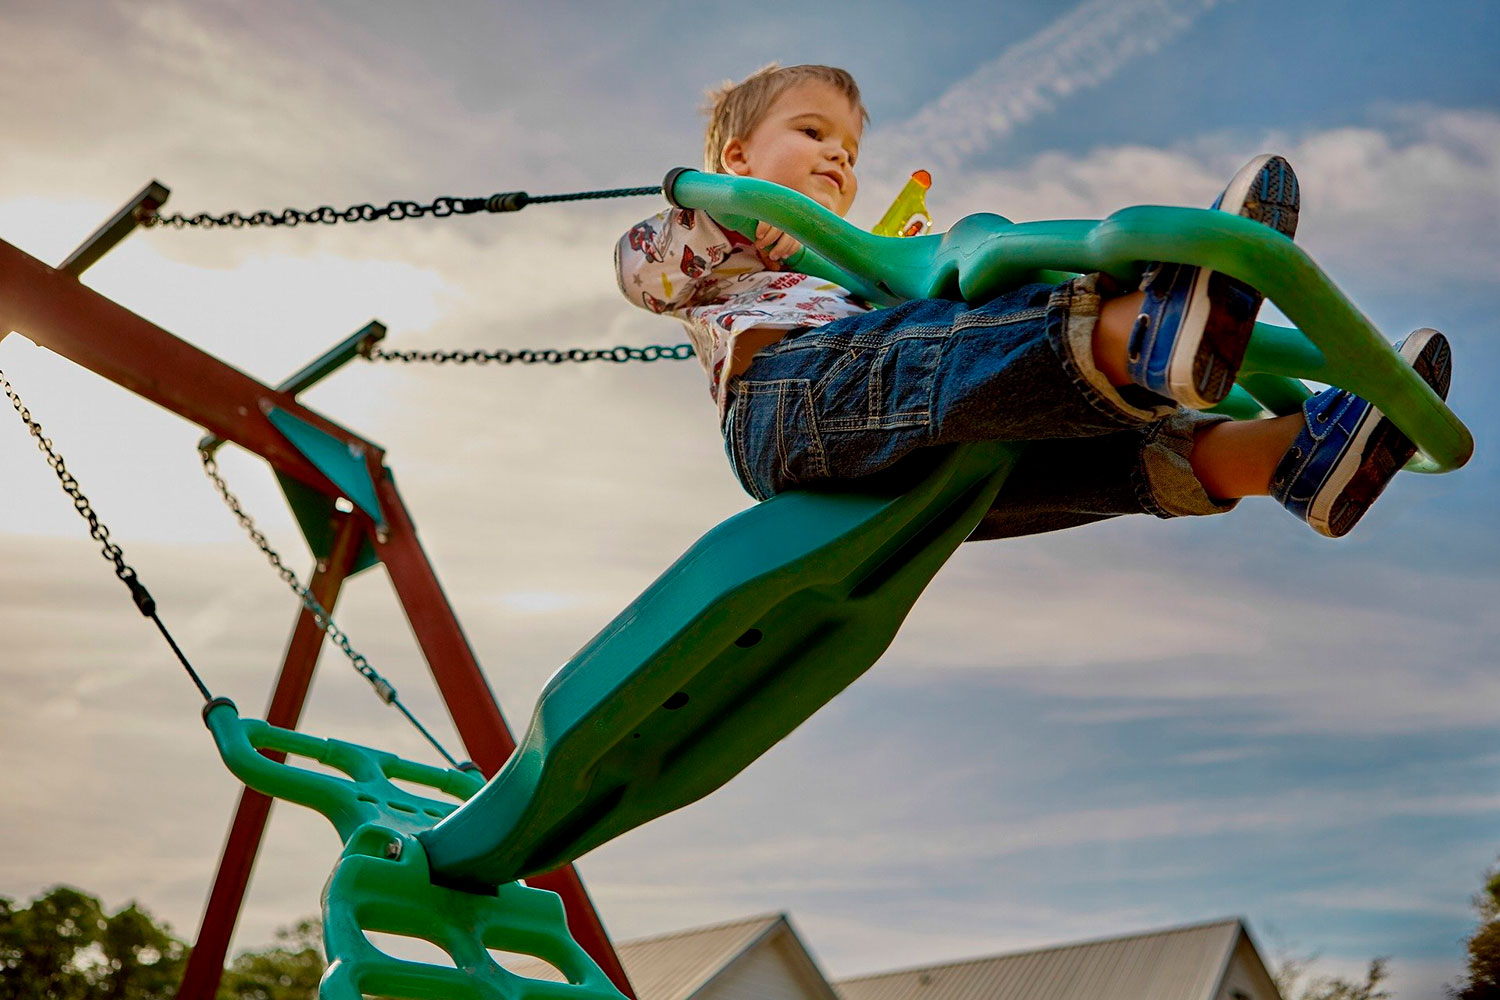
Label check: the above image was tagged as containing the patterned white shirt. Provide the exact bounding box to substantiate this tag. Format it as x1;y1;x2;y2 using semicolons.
615;207;869;420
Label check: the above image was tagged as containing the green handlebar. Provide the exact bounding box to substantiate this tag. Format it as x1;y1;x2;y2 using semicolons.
665;170;1471;474
203;699;483;842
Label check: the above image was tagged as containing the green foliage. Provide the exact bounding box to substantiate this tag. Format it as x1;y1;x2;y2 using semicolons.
214;917;325;1000
0;885;187;1000
1449;862;1500;1000
0;885;330;1000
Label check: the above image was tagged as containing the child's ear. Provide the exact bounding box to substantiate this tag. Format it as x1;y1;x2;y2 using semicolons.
721;138;751;176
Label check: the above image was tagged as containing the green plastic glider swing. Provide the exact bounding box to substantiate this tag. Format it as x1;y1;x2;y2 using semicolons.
203;168;1471;1000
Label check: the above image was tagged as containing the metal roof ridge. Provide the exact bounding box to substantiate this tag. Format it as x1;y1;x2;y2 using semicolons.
1202;919;1251;1000
680;913;794;1000
618;910;785;949
832;915;1247;985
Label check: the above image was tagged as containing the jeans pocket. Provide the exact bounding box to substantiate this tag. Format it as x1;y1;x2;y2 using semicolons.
817;330;944;431
731;378;826;499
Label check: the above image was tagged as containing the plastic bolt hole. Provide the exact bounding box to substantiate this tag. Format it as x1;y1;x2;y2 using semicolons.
735;628;762;648
662;692;689;710
389;800;417;814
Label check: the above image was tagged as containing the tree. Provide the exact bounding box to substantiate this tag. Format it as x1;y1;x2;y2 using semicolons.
0;884;333;999
1450;862;1500;1000
1275;953;1391;1000
0;886;187;1000
215;918;324;1000
1298;959;1391;1000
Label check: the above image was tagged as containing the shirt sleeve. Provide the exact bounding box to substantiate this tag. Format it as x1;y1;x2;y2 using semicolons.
615;208;736;315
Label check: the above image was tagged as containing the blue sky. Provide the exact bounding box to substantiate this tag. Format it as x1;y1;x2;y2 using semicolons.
1;1;1496;998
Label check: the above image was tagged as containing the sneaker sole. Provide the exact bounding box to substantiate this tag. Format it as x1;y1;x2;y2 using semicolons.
1307;328;1453;537
1168;154;1301;408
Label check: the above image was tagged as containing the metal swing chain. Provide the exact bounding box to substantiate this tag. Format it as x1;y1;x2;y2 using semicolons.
196;447;466;769
365;341;694;366
1;367;214;703
143;185;663;231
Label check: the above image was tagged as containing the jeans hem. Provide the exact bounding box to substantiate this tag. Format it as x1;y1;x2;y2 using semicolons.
1135;409;1240;519
1048;274;1178;427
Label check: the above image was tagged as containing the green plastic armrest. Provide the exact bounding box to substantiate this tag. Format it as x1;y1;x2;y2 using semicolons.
666;170;1471;474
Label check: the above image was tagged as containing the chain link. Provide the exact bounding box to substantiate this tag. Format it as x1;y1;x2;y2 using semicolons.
197;448;464;768
143;185;662;230
4;369;134;587
3;367;213;701
365;342;694;366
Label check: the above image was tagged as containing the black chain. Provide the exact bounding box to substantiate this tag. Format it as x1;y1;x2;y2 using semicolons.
0;364;466;767
198;448;466;770
2;367;214;703
365;342;694;366
144;185;662;230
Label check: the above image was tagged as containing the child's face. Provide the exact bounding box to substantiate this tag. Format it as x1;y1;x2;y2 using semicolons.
720;80;862;217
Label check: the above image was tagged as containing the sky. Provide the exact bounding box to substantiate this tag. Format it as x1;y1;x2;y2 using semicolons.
0;0;1497;997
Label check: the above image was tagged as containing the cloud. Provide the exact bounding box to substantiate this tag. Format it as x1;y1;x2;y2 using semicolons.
928;107;1500;297
867;0;1229;180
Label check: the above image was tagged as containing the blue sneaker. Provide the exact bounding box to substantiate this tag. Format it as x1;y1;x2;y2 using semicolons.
1271;328;1452;538
1128;154;1301;408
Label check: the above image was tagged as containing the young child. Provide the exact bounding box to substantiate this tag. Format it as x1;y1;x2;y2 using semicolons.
615;64;1452;539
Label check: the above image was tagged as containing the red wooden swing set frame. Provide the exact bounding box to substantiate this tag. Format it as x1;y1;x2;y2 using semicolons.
0;182;634;999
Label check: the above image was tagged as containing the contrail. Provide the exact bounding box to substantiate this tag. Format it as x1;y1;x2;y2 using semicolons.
868;0;1229;179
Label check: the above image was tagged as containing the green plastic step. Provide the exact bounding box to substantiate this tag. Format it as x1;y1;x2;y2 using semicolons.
202;701;626;1000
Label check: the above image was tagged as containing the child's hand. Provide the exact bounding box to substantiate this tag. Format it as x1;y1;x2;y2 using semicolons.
754;222;803;270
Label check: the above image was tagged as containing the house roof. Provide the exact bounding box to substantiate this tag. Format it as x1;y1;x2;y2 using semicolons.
833;917;1249;1000
507;912;786;1000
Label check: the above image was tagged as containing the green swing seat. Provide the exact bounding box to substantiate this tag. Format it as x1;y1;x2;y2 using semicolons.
206;436;1019;997
203;169;1471;999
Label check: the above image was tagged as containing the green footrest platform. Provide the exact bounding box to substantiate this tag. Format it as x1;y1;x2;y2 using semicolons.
202;701;626;1000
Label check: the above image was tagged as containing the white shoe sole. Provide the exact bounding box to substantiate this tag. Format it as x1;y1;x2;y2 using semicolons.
1164;154;1282;409
1305;329;1446;536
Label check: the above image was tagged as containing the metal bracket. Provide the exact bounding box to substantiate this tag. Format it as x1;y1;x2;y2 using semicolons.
264;405;386;531
198;320;386;460
59;180;170;278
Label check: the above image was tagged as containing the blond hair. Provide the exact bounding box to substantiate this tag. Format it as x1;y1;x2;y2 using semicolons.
703;63;868;173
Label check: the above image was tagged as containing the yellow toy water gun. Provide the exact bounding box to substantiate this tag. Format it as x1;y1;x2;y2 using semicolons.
872;170;933;238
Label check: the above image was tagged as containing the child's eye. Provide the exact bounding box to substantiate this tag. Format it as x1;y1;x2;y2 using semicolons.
802;127;820;139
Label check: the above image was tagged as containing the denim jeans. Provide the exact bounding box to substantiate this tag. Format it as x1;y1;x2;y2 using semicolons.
721;274;1237;541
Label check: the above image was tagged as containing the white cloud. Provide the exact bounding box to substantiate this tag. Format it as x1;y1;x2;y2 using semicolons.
927;107;1500;297
868;0;1230;181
